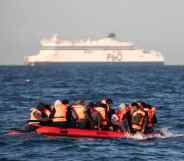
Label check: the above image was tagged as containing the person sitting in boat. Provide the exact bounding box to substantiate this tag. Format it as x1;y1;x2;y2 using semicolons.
98;98;115;130
71;100;88;129
51;99;70;127
139;102;157;133
130;102;147;134
111;103;131;132
86;102;96;129
103;98;115;129
90;100;109;130
26;102;52;131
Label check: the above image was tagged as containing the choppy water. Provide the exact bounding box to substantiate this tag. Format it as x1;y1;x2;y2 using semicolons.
0;64;184;161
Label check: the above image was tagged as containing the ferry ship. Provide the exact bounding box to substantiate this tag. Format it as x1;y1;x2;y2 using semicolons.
24;34;164;65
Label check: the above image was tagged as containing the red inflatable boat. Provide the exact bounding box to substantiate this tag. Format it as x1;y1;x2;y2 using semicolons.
36;126;161;139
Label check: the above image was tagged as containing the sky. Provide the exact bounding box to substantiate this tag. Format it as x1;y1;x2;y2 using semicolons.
0;0;184;65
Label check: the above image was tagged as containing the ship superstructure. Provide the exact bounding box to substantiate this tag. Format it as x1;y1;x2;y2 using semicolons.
25;34;164;64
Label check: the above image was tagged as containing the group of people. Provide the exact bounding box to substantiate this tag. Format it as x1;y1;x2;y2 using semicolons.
27;98;157;134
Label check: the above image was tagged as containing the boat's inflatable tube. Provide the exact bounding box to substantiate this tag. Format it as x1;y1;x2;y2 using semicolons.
36;126;161;139
36;126;128;138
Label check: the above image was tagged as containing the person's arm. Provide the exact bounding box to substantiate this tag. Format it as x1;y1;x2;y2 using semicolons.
153;114;157;124
126;111;133;133
96;115;101;130
142;114;148;133
67;106;72;123
123;113;131;133
49;108;55;119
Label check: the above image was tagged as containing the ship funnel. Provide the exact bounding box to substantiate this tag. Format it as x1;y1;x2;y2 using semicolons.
107;33;116;38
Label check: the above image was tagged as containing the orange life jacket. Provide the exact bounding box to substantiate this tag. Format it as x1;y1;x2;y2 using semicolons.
144;107;156;128
94;106;108;125
53;104;68;122
131;109;145;130
116;108;127;121
72;105;86;120
29;108;51;124
42;108;51;118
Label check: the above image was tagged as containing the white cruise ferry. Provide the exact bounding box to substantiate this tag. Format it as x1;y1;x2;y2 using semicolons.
24;34;164;64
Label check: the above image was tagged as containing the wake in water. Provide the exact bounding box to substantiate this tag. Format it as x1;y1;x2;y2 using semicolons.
126;128;184;140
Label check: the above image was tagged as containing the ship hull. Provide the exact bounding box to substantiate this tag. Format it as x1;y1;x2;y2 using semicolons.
26;61;164;65
25;51;164;65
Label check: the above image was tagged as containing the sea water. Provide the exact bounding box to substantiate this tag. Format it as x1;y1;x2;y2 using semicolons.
0;64;184;161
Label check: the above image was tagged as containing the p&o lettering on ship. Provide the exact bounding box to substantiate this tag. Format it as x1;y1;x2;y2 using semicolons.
106;52;123;62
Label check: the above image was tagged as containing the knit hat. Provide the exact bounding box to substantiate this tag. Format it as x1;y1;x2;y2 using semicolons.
119;103;126;111
54;100;61;106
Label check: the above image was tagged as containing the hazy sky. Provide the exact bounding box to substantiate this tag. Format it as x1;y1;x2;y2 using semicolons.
0;0;184;65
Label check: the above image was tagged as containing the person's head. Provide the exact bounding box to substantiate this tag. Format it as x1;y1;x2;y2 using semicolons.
74;100;85;105
87;102;95;108
118;103;126;111
139;102;147;108
131;102;138;107
37;101;51;110
106;98;113;105
62;99;69;105
147;104;152;109
37;102;46;109
100;99;107;105
95;101;101;107
131;102;139;110
54;100;62;107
